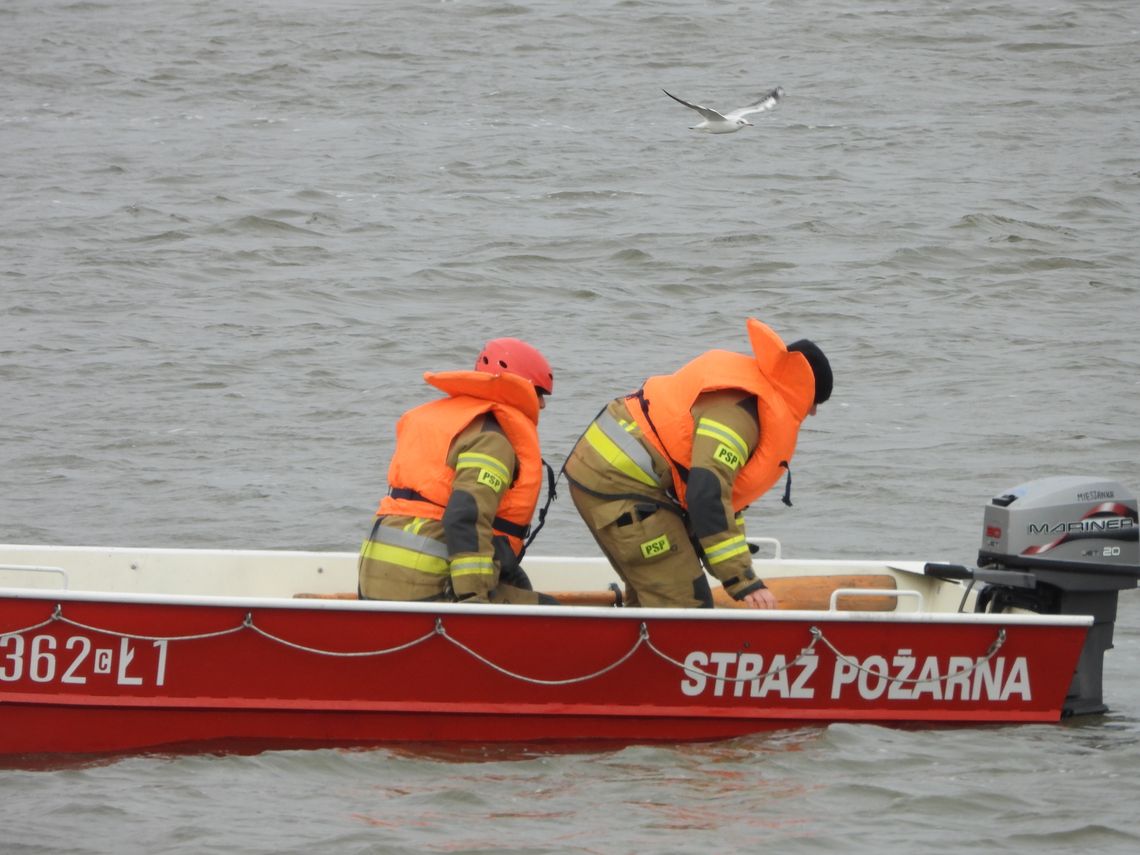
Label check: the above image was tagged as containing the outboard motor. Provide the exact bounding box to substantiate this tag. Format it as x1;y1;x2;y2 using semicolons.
973;476;1140;716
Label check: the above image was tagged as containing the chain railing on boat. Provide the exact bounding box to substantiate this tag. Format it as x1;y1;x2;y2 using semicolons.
808;625;1008;686
1;603;1010;690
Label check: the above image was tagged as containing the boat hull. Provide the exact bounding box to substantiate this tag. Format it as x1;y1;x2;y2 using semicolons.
0;589;1089;755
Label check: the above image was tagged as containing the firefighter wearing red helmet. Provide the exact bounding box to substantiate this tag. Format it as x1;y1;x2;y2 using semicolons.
358;339;558;604
475;338;554;398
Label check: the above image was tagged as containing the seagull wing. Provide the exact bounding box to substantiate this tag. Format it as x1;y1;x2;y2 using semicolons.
726;86;784;120
662;89;728;122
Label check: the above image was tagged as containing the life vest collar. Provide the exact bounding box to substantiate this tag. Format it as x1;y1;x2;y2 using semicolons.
424;370;541;423
746;317;815;419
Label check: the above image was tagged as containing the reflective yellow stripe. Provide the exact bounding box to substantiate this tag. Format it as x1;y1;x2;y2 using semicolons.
695;417;748;458
450;556;496;578
360;540;450;575
704;534;750;566
456;452;510;481
584;422;658;487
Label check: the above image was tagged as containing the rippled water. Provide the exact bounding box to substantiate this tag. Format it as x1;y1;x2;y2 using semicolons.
5;703;1140;854
3;0;1140;851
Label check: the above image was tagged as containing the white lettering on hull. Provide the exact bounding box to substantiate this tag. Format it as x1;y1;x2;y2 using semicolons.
681;649;1032;703
681;651;818;699
0;634;168;687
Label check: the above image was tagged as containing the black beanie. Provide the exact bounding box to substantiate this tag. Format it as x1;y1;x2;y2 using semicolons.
787;339;833;404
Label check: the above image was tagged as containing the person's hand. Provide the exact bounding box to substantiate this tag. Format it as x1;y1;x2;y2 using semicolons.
739;587;778;609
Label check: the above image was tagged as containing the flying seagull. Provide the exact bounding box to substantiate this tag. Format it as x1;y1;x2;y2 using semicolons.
663;86;784;134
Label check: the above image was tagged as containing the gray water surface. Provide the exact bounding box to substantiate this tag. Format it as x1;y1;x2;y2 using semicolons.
3;0;1139;851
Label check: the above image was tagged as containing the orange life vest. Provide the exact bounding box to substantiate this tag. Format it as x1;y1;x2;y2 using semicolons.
624;318;816;511
377;370;543;555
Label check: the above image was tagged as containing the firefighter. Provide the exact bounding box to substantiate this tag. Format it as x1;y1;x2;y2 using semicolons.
563;318;832;609
359;338;559;605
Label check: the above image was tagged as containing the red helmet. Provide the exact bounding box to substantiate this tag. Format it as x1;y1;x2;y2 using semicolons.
475;338;554;395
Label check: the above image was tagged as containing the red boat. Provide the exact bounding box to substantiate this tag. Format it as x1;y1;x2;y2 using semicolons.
0;476;1136;756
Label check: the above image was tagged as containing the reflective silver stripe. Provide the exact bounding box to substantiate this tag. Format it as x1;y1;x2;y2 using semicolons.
375;525;449;559
450;556;496;578
593;410;659;484
704;534;750;566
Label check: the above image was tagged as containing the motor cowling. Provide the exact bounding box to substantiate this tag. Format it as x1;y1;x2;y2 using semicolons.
974;476;1140;716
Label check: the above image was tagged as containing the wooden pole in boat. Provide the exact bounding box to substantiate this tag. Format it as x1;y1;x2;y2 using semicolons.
540;574;898;610
295;574;899;610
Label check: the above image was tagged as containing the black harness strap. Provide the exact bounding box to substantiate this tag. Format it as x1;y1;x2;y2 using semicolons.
389;471;546;548
562;469;688;521
628;388;690;484
493;516;529;539
515;458;558;557
387;486;432;503
779;461;793;507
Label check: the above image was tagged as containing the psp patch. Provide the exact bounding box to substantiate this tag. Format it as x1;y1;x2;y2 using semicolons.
714;443;743;470
477;468;506;493
640;534;671;559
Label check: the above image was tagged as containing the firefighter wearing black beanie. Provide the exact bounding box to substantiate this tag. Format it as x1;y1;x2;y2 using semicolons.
787;339;833;405
563;318;832;612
